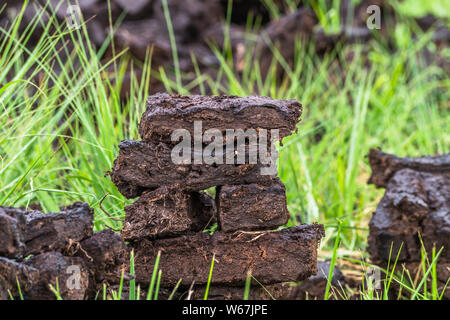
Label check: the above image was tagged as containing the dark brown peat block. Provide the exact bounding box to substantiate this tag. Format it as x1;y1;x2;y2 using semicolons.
216;179;289;232
24;202;93;256
138;93;302;144
122;191;216;241
133;223;324;287
24;251;90;300
368;150;450;263
367;149;450;298
368;148;450;188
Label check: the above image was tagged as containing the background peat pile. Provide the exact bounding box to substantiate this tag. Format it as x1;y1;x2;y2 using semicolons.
367;149;450;299
2;0;446;96
0;202;129;300
110;93;324;299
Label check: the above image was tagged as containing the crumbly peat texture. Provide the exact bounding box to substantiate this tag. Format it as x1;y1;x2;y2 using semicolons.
368;169;449;263
368;148;450;188
108;93;323;300
76;230;129;293
0;203;129;300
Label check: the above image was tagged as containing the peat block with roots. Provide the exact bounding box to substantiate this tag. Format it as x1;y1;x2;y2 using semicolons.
107;92;325;300
132;223;324;287
122;190;216;241
106;283;293;300
216;179;289;232
0;202;94;257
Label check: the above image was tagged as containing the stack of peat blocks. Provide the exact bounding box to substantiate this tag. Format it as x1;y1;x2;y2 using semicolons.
110;93;324;299
367;149;450;299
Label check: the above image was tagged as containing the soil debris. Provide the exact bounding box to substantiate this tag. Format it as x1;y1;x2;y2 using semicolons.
139;93;302;144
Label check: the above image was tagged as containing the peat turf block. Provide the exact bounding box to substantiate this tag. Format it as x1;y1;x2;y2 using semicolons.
132;223;324;287
139;93;302;144
122;191;216;241
0;207;26;259
0;256;39;300
216;179;289;232
24;202;93;256
368;150;450;264
110;140;274;198
24;251;90;300
368;148;450;188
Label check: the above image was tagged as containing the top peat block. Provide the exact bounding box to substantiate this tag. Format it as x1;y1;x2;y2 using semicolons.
138;93;302;144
